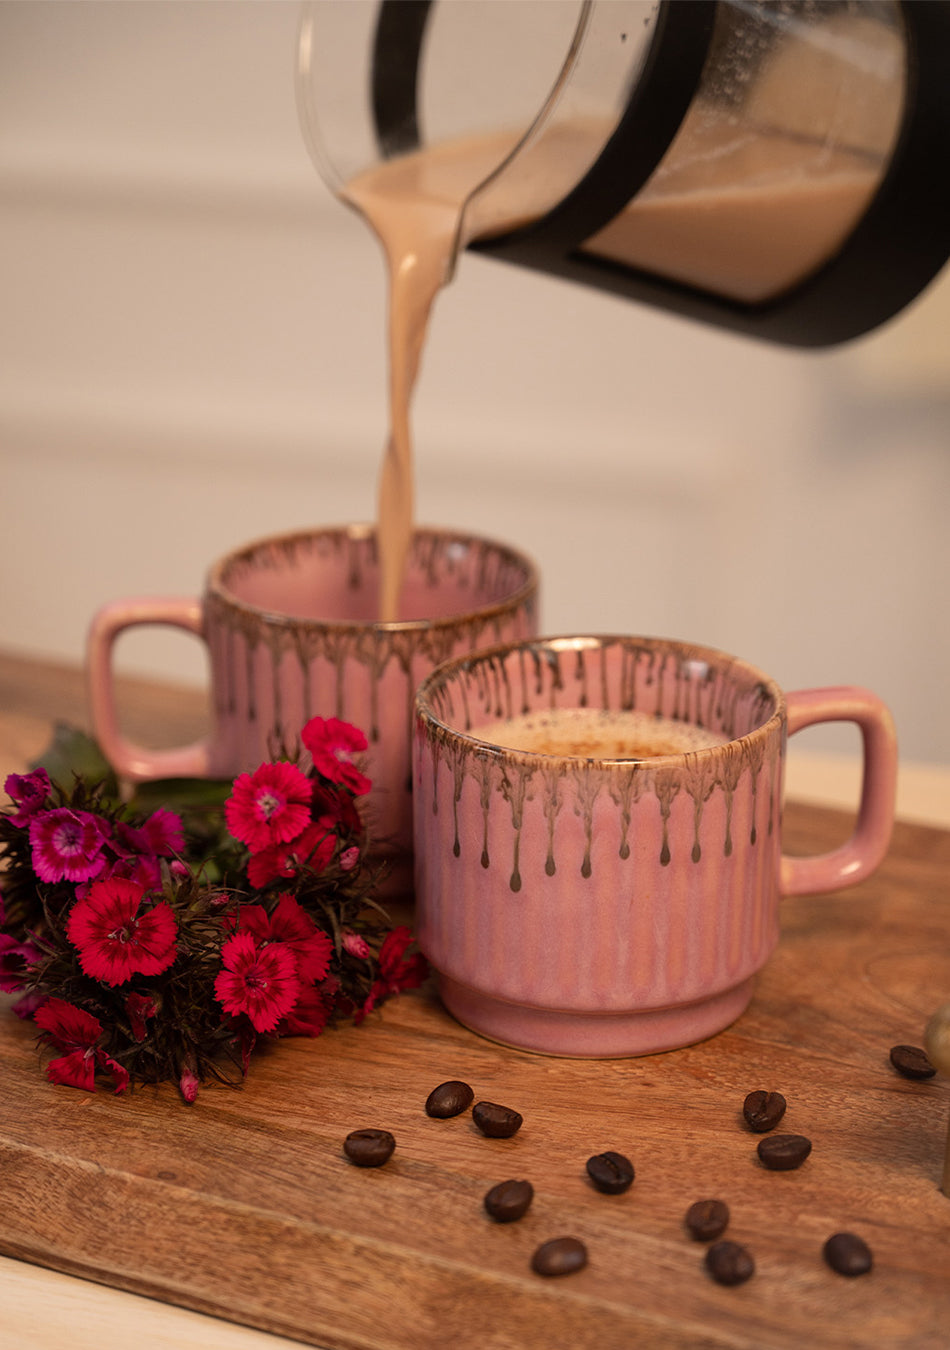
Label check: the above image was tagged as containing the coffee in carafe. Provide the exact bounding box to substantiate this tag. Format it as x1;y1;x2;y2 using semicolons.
299;0;950;348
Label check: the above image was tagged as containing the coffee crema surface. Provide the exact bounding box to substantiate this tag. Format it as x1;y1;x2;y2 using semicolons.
469;708;729;759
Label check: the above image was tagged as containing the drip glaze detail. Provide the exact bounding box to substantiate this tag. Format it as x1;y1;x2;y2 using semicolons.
202;527;537;863
415;637;784;880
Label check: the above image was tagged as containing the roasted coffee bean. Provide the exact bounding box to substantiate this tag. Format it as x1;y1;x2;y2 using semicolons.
705;1240;755;1287
757;1133;812;1171
531;1237;588;1278
684;1199;730;1242
889;1044;936;1080
823;1232;873;1277
742;1090;787;1133
484;1179;534;1223
586;1151;635;1194
472;1101;523;1138
343;1128;395;1168
425;1080;475;1118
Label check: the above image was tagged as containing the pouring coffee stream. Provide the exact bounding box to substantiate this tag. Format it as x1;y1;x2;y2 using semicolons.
339;132;525;623
297;0;950;620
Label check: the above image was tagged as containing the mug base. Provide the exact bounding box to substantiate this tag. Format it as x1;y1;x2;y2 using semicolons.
436;973;757;1058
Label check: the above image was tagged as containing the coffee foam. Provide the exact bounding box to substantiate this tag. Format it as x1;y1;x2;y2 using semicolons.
468;707;729;759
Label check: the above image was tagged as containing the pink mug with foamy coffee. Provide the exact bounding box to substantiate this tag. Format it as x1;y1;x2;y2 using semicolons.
413;635;897;1057
87;525;538;893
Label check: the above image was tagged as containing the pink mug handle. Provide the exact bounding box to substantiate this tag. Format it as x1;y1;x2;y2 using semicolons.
87;597;211;781
780;686;897;897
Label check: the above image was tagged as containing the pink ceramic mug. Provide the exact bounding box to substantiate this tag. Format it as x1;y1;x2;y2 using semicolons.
87;525;539;892
412;635;897;1056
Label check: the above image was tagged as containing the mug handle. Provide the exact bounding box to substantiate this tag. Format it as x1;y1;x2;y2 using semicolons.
86;597;211;781
780;686;897;897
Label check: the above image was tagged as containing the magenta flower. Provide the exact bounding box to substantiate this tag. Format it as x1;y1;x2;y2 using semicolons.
301;717;372;796
281;984;329;1038
224;761;313;853
236;895;333;984
125;991;158;1041
355;927;428;1023
342;930;371;960
214;932;300;1033
34;997;129;1094
29;807;108;884
4;768;51;826
246;819;336;888
178;1055;200;1104
108;855;163;891
109;808;185;889
0;932;41;991
339;845;360;873
138;808;185;855
66;877;178;985
311;784;363;835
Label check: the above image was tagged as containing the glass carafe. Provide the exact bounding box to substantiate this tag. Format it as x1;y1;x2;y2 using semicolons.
297;0;950;346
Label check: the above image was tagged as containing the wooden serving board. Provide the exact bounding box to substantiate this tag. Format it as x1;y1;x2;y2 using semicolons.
1;804;949;1350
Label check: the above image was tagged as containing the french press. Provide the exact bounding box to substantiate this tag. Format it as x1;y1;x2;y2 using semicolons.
297;0;950;347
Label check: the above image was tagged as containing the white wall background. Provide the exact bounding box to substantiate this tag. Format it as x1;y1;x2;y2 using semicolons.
1;1;948;766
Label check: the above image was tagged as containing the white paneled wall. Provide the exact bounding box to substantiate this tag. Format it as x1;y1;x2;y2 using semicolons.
1;1;948;765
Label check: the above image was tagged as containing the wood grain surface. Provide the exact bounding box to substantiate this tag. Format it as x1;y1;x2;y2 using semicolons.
0;653;948;1349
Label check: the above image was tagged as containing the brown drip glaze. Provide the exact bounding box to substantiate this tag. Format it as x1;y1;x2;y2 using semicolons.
686;756;719;864
204;528;537;750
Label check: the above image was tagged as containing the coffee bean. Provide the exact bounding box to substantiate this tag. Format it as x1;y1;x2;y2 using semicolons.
343;1128;395;1168
531;1237;588;1277
586;1151;635;1194
425;1080;474;1118
889;1044;936;1080
705;1240;754;1286
757;1133;812;1171
472;1101;523;1138
742;1090;787;1133
684;1199;730;1242
823;1232;873;1277
484;1179;533;1223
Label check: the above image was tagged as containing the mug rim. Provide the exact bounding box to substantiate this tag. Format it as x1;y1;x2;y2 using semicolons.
206;522;540;633
414;633;787;764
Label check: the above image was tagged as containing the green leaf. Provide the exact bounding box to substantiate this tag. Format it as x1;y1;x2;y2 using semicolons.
31;723;119;799
129;778;233;815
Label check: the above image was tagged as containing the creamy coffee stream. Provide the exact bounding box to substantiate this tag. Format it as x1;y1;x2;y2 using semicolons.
341;135;518;622
342;125;878;621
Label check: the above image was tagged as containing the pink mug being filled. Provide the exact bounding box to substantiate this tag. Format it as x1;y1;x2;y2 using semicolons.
412;635;897;1057
87;525;539;894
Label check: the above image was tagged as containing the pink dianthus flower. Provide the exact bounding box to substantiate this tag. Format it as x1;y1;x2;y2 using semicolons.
246;818;336;888
66;877;178;985
4;767;51;827
280;984;330;1038
125;991;158;1041
214;932;300;1034
109;807;186;889
301;717;372;796
29;808;108;884
236;895;333;984
225;761;313;853
0;932;42;991
34;997;129;1094
355;926;428;1023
